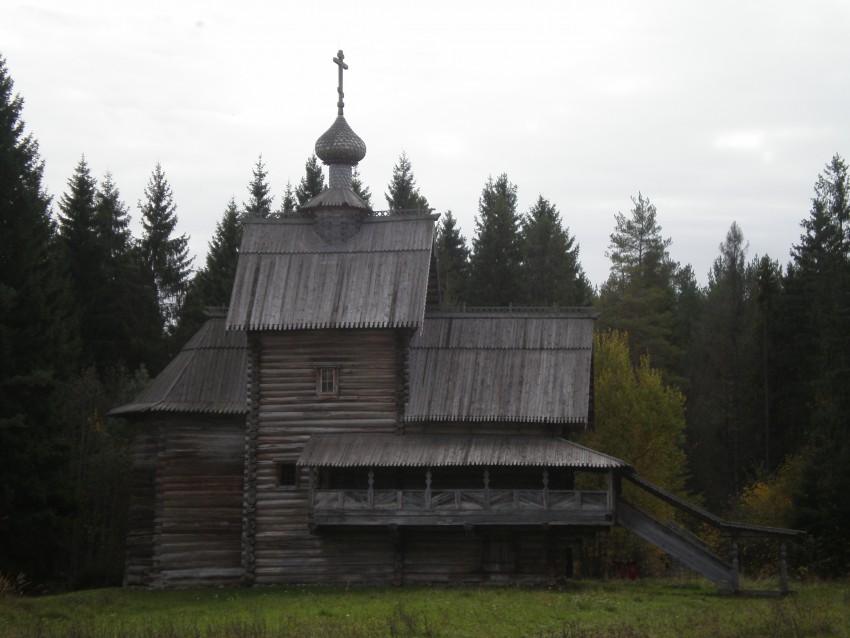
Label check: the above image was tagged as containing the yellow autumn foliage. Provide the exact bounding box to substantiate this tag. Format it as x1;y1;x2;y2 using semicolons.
575;330;689;576
737;451;808;529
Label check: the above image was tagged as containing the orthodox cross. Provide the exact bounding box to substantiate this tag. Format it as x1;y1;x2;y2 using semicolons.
333;50;348;116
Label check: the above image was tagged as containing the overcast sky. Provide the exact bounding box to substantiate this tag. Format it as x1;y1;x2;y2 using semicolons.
4;0;849;287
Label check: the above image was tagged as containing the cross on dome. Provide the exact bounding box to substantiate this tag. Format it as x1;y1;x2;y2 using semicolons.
309;48;367;204
334;50;348;116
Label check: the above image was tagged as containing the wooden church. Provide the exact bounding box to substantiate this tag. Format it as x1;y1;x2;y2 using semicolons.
113;51;799;591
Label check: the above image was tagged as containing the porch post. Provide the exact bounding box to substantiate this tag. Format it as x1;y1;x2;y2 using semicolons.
780;541;788;593
367;468;374;508
425;468;432;510
308;466;314;507
484;468;490;510
543;469;550;510
731;541;740;593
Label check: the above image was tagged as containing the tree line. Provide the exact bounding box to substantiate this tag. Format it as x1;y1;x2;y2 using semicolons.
1;54;847;589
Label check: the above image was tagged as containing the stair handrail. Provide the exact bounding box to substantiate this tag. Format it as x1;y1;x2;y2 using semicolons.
622;471;804;539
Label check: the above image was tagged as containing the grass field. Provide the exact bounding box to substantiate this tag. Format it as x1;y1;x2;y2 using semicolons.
1;579;848;638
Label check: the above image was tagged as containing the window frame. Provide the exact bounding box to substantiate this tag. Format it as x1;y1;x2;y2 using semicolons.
276;461;299;488
315;365;339;397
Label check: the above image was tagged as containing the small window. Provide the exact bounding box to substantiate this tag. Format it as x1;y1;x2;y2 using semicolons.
278;462;298;488
316;366;338;396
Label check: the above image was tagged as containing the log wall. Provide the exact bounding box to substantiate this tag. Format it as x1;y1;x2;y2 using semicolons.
124;427;158;587
126;415;245;587
249;329;401;584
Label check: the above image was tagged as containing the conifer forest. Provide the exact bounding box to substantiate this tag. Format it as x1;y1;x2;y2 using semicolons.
1;54;848;590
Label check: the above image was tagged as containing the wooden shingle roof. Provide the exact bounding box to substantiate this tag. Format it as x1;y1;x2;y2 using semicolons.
226;213;437;331
110;317;247;416
405;311;597;425
299;433;627;469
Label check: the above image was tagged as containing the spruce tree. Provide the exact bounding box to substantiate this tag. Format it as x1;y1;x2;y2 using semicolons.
295;154;326;207
351;166;372;206
670;264;704;382
176;197;242;344
139;162;192;336
198;197;242;307
385;151;429;211
520;195;592;306
58;157;102;368
0;55;77;582
95;172;133;254
749;255;782;469
243;155;273;218
435;210;470;308
686;223;758;508
94;172;161;371
786;154;850;575
278;180;297;217
467;174;522;306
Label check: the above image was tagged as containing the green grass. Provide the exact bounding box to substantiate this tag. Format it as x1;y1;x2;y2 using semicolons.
1;580;848;638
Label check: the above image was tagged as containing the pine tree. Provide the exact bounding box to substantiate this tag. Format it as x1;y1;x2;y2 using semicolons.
351;166;372;206
0;55;78;582
435;210;470;308
277;180;297;217
243;155;273;218
467;174;522;306
385;151;429;211
139;162;193;336
295;154;326;207
597;193;681;378
605;193;675;289
520;195;592;306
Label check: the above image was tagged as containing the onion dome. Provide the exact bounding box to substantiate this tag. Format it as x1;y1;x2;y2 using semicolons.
303;49;370;212
315;115;367;166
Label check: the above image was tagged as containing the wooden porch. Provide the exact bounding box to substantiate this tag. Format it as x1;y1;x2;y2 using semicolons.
308;470;615;528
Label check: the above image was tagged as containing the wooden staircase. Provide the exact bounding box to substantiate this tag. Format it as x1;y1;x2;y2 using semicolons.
617;499;737;592
614;472;803;595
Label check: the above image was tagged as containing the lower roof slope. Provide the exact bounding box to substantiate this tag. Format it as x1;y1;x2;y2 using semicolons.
110;316;248;417
299;433;628;469
405;311;596;425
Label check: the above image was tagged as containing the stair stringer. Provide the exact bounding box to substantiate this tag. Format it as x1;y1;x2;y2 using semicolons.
616;499;737;592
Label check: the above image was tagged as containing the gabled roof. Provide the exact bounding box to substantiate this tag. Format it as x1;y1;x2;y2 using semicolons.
110;317;248;417
405;311;597;425
226;213;437;331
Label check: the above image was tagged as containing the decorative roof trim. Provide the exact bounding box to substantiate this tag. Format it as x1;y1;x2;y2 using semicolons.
110;402;248;417
240;211;439;225
425;308;601;319
228;320;422;331
402;415;588;424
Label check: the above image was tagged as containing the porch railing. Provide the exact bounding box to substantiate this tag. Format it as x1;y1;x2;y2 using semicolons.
311;488;609;512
